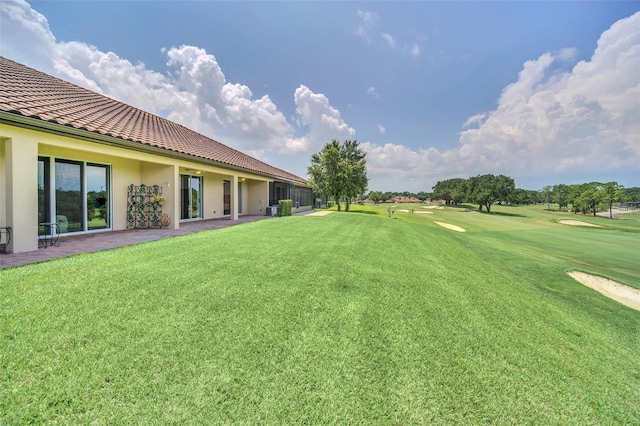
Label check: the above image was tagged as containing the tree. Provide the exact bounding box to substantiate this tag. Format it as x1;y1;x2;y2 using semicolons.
509;188;530;205
307;139;368;211
602;181;623;218
368;191;383;204
466;174;515;213
416;191;430;201
342;139;368;211
574;182;605;216
541;185;553;210
553;184;570;211
432;178;465;205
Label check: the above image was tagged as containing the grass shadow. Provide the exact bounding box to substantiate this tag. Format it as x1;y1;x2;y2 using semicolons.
344;209;379;215
487;211;527;218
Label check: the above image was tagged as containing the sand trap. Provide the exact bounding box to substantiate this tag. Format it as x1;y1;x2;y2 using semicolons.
559;219;601;227
568;271;640;311
306;211;334;217
422;206;443;209
415;211;433;214
434;221;465;232
397;209;410;213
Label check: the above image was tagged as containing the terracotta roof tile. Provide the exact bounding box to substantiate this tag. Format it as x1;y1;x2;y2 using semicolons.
0;57;307;184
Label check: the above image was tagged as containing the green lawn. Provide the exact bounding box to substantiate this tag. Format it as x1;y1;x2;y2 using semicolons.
1;205;639;424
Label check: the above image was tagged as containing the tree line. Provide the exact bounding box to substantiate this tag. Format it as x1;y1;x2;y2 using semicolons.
430;174;516;213
307;141;635;217
539;182;637;217
431;178;636;216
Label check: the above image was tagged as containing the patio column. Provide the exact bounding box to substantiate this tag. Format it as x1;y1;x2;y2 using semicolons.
5;138;38;253
231;175;238;220
170;165;179;230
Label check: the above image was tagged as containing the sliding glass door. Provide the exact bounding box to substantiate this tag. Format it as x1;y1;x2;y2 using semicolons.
87;164;110;230
38;157;111;234
181;174;202;219
55;160;83;232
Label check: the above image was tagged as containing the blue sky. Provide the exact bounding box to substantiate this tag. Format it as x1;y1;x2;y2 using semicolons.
2;1;639;191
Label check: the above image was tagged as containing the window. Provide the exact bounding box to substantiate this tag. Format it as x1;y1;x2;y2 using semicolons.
38;157;51;225
87;164;110;230
38;157;111;233
223;180;231;215
181;174;202;219
55;159;83;232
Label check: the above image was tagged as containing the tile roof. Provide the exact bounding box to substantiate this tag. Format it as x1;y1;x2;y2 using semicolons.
0;57;307;184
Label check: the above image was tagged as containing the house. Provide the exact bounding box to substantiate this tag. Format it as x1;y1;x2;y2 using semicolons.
391;196;422;203
0;57;313;254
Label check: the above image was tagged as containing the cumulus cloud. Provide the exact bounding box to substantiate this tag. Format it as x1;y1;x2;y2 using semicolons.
0;0;353;160
0;0;55;72
360;11;640;189
378;125;386;134
456;11;640;179
2;0;638;190
463;113;486;128
293;85;356;152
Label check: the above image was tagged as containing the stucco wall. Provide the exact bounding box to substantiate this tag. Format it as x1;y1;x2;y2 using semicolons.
0;122;305;252
246;180;269;215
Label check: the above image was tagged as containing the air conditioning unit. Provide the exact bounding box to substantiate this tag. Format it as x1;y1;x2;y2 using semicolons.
266;206;279;216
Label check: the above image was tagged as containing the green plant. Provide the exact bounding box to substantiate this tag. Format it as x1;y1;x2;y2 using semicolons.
278;199;292;216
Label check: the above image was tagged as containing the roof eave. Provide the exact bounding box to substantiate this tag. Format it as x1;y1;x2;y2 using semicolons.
0;111;308;186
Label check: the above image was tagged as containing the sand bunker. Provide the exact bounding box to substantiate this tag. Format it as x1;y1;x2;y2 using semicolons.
306;211;334;217
568;271;640;311
414;211;433;214
397;209;410;213
559;219;601;227
434;221;465;232
422;206;443;209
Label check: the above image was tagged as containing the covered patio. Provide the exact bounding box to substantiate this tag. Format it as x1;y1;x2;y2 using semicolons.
0;215;271;269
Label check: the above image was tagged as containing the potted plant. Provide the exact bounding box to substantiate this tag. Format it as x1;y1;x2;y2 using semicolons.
152;195;166;207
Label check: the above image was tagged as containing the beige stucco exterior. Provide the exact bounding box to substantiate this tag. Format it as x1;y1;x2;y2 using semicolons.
0;122;286;254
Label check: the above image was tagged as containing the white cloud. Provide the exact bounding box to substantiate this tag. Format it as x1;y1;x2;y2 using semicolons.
555;47;577;62
293;85;356;153
358;10;378;26
0;0;356;160
2;1;638;191
463;113;486;128
361;11;640;190
367;86;379;98
355;10;378;40
457;11;640;179
382;33;396;48
0;0;55;72
378;125;386;134
410;43;421;58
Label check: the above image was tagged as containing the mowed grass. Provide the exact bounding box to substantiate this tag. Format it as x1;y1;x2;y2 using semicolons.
1;207;639;424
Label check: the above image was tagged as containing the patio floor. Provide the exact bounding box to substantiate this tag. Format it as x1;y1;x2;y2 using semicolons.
0;215;272;269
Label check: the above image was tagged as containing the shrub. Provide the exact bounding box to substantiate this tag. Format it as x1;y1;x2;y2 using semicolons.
278;199;292;217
